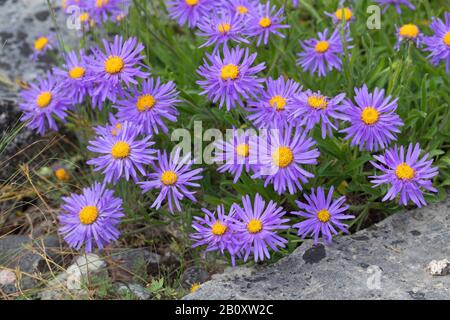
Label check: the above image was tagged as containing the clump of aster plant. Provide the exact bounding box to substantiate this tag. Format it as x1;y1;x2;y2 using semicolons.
422;13;450;73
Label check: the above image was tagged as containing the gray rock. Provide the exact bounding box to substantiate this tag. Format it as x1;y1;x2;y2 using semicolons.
0;0;78;83
185;198;450;300
0;235;63;293
109;248;162;278
116;283;151;300
181;266;210;289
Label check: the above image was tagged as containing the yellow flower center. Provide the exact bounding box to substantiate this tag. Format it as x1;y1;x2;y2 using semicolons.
395;163;415;180
34;37;49;51
218;23;231;35
315;41;330;53
317;209;331;223
272;146;293;168
136;94;156;112
55;168;69;181
361;107;379;125
236;143;250;158
236;5;248;14
111;123;122;136
185;0;198;6
211;221;227;236
96;0;109;8
111;141;130;159
79;206;99;225
444;31;450;46
161;170;178;186
269;95;287;111
190;283;201;293
247;219;263;234
36;91;52;108
399;24;419;38
334;7;352;21
104;55;124;74
307;95;328;109
79;12;89;22
69;66;85;79
259;17;271;28
116;14;125;22
221;64;239;80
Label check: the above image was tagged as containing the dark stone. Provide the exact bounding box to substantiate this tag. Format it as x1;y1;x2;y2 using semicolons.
0;235;63;292
109;248;162;279
410;230;421;236
34;10;49;21
181;266;210;289
302;244;326;264
408;291;426;300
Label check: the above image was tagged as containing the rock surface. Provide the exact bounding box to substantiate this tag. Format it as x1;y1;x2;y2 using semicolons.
185;199;450;300
0;235;63;294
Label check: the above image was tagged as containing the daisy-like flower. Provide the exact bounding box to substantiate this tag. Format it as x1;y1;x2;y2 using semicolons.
252;125;320;194
232;193;289;262
423;13;450;73
87;121;156;183
191;204;240;265
222;0;259;18
215;128;258;183
19;72;71;135
197;45;265;111
197;11;249;51
246;77;302;129
93;113;125;138
370;143;438;208
297;28;352;77
88;0;130;25
289;90;346;138
87;35;149;108
139;148;203;213
114;77;181;135
53;50;90;104
325;6;354;24
167;0;214;28
59;182;124;253
247;1;290;46
395;23;422;50
292;186;354;244
339;85;404;151
374;0;415;14
31;34;53;60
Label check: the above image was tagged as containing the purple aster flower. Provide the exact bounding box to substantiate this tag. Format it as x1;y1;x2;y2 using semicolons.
59;182;124;253
289;90;346;138
423;13;450;73
297;28;352;77
221;0;259;17
93;113;125;138
87;121;156;183
114;77;181;135
139;148;203;213
247;1;290;46
292;186;354;244
214;128;259;183
374;0;415;14
395;23;422;50
167;0;214;28
246;77;302;129
87;35;149;108
232;193;289;262
191;204;240;265
19;72;71;135
31;34;54;61
87;0;130;25
252;125;320;195
370;143;438;208
293;0;298;7
197;45;265;111
339;85;404;151
325;6;354;24
197;10;249;51
53;50;90;104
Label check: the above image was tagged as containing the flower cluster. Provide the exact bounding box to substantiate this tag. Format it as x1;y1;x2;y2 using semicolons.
18;2;444;262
